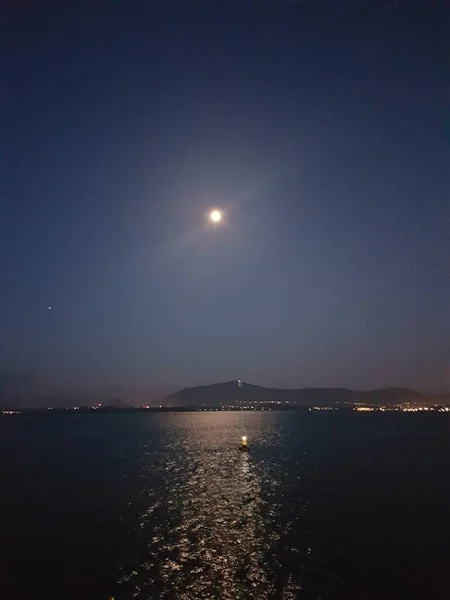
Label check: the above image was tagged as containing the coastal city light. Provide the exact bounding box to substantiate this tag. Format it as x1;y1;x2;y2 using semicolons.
1;404;449;416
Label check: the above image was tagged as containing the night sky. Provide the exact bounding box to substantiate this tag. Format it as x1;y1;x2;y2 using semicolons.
2;1;449;398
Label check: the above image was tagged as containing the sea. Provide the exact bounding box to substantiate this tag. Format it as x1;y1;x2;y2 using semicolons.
1;411;449;600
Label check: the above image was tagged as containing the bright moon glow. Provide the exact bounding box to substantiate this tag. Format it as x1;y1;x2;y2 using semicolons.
210;210;222;222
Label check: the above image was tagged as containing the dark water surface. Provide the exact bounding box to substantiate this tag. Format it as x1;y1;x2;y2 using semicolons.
1;411;449;599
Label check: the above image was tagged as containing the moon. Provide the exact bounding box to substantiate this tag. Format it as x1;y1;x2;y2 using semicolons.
209;209;222;223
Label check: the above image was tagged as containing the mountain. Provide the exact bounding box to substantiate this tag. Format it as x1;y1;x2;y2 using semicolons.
163;381;448;408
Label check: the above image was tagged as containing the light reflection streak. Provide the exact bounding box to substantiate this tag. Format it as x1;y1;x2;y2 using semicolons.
118;412;301;599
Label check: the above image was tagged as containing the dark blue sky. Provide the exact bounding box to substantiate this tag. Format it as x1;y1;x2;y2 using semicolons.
2;1;449;395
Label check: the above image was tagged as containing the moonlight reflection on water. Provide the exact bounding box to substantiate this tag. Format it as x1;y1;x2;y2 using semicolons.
2;412;449;599
117;412;301;599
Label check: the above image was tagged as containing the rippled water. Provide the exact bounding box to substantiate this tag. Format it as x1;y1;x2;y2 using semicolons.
117;412;301;600
1;411;450;599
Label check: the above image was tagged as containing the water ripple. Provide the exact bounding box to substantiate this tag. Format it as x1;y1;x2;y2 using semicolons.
116;412;304;599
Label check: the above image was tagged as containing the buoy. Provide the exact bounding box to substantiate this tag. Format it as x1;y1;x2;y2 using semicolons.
241;435;248;451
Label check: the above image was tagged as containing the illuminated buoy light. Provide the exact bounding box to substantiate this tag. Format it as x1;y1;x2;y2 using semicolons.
241;435;248;451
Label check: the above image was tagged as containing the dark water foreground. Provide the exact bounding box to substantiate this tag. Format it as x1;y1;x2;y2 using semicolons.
1;411;449;599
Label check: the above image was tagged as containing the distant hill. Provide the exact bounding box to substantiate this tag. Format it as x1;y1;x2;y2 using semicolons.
2;375;448;410
0;375;158;409
164;381;448;408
